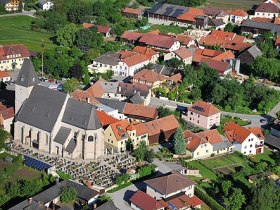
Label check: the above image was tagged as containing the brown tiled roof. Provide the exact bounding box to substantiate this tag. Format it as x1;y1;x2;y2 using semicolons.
135;115;179;136
176;34;193;45
0;44;30;61
118;82;150;97
256;3;280;13
85;78;106;97
212;51;235;61
200;57;231;74
96;110;119;127
129;191;163;210
71;90;100;105
0;102;14;120
121;31;143;42
97;25;111;34
139;34;177;49
123;7;143;15
188;100;220;117
174;47;193;59
122;53;149;67
82;22;94;28
203;6;223;16
184;130;208;151
144;172;196;195
251;17;273;23
133;46;157;59
123;103;158;120
133;69;165;84
168;73;182;83
164;194;202;209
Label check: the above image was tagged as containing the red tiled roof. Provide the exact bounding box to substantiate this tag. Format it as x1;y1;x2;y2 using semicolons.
168;73;182;83
122;53;150;67
123;7;143;15
184;130;208;151
130;191;163;210
123;103;158;120
274;17;280;24
188;100;221;117
276;36;280;45
223;121;260;144
176;34;193;45
198;129;225;144
178;8;205;21
249;127;264;140
174;47;193;59
97;25;111;34
133;46;157;59
230;9;248;17
212;50;235;61
110;119;130;141
121;31;143;41
0;71;10;78
166;194;202;209
96;110;119;127
139;34;177;49
0;44;30;61
85;78;106;97
0;102;14;120
201;57;231;74
82;22;94;28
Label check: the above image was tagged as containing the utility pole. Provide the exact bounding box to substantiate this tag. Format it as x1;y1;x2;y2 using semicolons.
41;40;44;77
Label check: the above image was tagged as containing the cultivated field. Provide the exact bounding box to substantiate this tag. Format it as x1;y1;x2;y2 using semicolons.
204;0;262;9
0;16;55;52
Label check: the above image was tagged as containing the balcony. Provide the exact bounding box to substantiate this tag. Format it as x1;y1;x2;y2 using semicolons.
255;144;264;148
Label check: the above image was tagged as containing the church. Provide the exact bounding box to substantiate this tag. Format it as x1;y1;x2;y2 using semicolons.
13;59;105;160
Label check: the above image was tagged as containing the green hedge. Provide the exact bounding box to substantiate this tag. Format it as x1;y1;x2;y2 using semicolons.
195;187;225;210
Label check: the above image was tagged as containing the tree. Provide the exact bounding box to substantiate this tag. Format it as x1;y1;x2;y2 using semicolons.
165;58;184;68
56;23;78;48
63;78;81;93
69;64;83;81
224;23;235;32
83;48;100;63
60;187;77;203
246;179;280;210
75;28;104;49
132;140;153;162
174;128;186;155
226;188;245;210
221;180;231;197
0;129;8;149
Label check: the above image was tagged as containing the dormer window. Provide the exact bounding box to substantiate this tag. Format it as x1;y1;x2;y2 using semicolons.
20;77;24;82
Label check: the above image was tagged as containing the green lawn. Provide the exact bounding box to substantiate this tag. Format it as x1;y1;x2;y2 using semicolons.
251;149;276;165
204;0;261;9
217;115;250;134
138;24;185;35
187;161;218;180
0;16;56;52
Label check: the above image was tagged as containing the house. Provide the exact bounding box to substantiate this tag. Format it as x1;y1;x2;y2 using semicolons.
199;30;251;52
82;23;111;37
95;200;120;210
264;134;280;151
121;31;143;44
184;129;233;159
8;180;99;210
248;171;278;183
238;45;262;64
241;19;280;35
96;110;119;129
0;71;10;82
150;64;177;77
223;121;265;155
176;34;196;47
271;121;280;137
130;190;165;210
14;60;105;160
185;100;221;130
104;119;149;153
133;46;159;63
254;0;280;18
38;0;53;11
0;0;19;11
0;44;30;71
132;115;180;145
132;69;165;89
164;47;193;65
176;7;205;28
200;58;233;75
0;102;14;132
122;7;143;20
88;51;154;76
229;9;248;25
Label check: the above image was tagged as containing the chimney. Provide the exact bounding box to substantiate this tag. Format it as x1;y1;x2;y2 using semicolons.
87;180;92;188
234;58;240;75
28;197;32;204
118;86;121;92
87;97;90;103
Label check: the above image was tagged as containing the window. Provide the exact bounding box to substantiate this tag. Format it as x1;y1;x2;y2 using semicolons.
197;120;199;123
249;150;252;153
206;150;209;153
244;152;246;154
197;152;199;155
88;136;94;142
250;144;252;148
244;146;247;149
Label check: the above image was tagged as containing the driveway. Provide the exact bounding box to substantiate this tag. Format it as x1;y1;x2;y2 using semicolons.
0;10;36;18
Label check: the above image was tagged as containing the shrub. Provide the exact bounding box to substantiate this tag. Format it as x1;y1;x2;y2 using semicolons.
195;187;225;210
60;187;77;203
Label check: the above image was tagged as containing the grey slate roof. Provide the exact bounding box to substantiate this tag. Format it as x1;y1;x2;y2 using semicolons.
9;180;98;210
16;85;67;132
149;3;188;18
245;45;262;58
241;20;280;34
99;81;119;93
96;97;126;112
38;0;52;6
65;138;76;153
62;98;102;130
129;92;144;104
53;126;71;145
209;18;225;27
212;140;232;151
264;134;280;150
15;59;40;87
95;200;120;210
150;64;176;76
93;52;120;66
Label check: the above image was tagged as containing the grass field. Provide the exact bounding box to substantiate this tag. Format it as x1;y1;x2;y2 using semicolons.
0;16;56;52
187;161;218;180
204;0;261;9
138;24;184;35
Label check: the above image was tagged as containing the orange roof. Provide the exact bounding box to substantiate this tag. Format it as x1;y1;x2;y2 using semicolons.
123;103;158;120
85;78;106;97
251;17;273;23
110;119;130;141
122;53;149;67
123;7;143;15
276;36;280;45
127;122;148;136
82;22;94;29
230;9;248;17
188;100;220;117
212;50;235;61
133;69;165;84
96;110;119;127
174;47;193;59
176;34;193;45
274;17;280;24
0;102;14;120
0;44;30;61
184;130;208;151
178;8;205;21
133;46;157;59
197;129;224;144
168;73;182;83
223;121;263;144
0;71;10;78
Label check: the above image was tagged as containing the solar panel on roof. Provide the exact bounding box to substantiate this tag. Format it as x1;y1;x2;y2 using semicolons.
173;9;184;17
23;156;52;171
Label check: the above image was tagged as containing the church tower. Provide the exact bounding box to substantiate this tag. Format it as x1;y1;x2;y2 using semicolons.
15;59;40;114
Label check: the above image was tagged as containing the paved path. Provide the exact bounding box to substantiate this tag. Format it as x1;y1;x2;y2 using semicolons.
0;10;36;18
